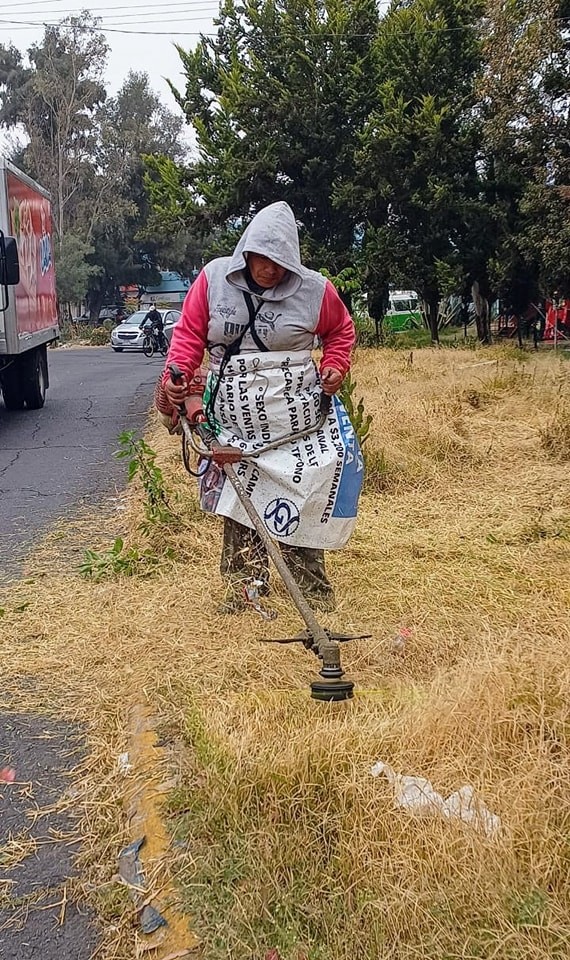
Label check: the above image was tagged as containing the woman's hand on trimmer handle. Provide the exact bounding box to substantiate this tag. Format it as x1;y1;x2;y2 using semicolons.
165;363;189;408
320;366;343;396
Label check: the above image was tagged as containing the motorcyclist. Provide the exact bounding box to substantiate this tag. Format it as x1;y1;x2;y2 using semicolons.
140;304;166;348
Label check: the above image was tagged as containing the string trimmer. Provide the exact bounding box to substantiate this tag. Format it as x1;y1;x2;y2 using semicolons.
168;363;370;702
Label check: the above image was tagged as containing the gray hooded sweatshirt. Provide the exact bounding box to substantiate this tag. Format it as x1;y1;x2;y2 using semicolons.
165;201;354;376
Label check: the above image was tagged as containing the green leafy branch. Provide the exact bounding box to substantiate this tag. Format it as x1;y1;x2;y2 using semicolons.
115;431;175;525
340;373;373;447
79;537;174;581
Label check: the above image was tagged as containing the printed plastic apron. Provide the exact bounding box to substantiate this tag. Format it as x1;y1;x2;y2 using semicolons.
198;351;364;549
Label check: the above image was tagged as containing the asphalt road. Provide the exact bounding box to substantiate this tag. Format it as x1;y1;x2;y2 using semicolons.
0;346;164;579
0;714;97;960
1;347;164;960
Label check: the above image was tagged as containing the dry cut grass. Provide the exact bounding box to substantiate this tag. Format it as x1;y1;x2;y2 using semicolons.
1;346;570;960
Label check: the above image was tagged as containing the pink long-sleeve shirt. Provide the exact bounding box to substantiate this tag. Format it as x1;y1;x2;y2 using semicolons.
162;262;355;389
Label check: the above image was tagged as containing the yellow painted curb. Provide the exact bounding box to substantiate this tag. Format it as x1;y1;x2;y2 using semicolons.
125;703;199;958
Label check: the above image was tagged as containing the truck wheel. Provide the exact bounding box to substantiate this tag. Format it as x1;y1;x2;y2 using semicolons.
0;360;25;410
22;345;47;410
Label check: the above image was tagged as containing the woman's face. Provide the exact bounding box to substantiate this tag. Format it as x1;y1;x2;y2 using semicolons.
247;253;288;289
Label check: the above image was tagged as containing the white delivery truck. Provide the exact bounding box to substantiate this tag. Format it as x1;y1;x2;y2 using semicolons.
0;158;59;410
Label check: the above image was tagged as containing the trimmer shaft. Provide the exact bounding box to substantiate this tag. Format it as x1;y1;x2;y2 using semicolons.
169;362;369;701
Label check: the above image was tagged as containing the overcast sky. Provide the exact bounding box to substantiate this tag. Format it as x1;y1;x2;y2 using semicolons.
1;0;220;139
1;0;390;152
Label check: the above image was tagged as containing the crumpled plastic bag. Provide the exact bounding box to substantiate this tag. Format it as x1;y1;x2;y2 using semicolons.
117;752;131;774
370;761;501;838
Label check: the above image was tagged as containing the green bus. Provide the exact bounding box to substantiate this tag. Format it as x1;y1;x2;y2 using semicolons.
384;290;422;332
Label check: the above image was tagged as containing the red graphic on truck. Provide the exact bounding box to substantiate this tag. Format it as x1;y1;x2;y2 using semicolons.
7;171;57;335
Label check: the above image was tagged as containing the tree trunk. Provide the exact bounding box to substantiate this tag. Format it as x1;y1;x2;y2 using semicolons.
422;296;440;344
57;129;65;243
367;283;389;345
89;288;106;324
472;281;492;344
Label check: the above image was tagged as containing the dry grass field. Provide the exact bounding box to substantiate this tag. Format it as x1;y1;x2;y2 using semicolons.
2;345;570;960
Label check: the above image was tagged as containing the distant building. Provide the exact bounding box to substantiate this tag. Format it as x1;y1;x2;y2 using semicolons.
140;271;194;307
121;271;196;309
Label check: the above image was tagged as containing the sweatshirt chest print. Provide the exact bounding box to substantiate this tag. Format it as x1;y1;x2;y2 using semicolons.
222;307;283;340
216;302;237;320
224;320;247;337
257;309;282;330
215;302;244;338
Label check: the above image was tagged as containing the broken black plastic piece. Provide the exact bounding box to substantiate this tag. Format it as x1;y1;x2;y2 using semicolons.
140;904;167;934
118;835;168;935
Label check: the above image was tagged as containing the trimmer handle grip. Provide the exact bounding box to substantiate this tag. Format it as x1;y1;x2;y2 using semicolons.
168;362;184;384
167;362;188;418
319;391;332;418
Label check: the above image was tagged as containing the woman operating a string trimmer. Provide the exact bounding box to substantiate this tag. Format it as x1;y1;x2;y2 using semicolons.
156;201;364;613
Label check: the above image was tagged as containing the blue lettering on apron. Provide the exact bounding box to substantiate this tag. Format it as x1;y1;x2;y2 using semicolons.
331;397;364;519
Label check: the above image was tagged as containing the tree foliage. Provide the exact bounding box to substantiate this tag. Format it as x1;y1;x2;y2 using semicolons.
55;233;97;312
155;0;379;275
0;16;108;242
0;23;189;318
480;0;570;306
146;0;569;340
2;1;569;333
352;0;484;341
84;71;184;318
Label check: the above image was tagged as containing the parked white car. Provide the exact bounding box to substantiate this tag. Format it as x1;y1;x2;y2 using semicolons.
110;309;182;352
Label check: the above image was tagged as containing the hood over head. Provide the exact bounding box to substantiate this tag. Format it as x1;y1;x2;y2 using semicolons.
226;201;303;301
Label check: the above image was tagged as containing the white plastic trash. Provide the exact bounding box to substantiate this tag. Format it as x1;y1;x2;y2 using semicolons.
117;752;132;775
370;761;501;838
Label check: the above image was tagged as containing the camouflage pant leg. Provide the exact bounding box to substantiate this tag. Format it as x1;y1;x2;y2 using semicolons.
220;518;335;612
279;543;335;607
220;517;269;591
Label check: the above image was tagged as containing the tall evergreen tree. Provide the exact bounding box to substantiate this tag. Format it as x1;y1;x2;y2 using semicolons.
480;0;570;310
354;0;484;342
150;0;379;275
